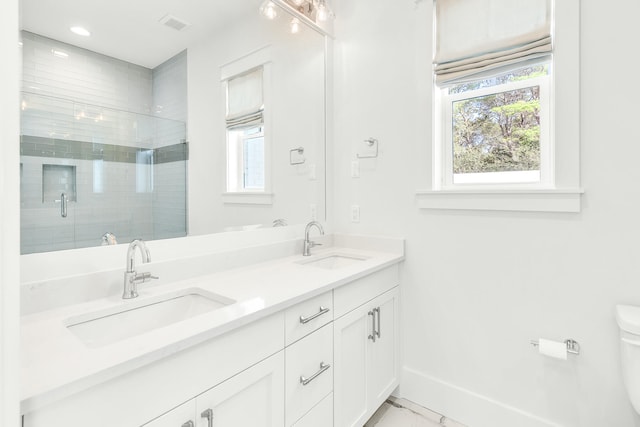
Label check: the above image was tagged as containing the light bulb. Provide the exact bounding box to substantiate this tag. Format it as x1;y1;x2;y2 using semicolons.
290;18;301;34
316;0;329;21
259;0;278;20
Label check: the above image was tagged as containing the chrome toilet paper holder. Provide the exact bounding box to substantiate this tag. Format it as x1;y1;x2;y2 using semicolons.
530;338;580;355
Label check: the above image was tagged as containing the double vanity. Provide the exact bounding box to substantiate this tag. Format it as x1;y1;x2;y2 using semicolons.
20;233;404;427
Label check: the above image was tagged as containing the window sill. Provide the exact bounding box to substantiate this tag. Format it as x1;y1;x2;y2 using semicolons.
222;192;274;205
415;188;583;213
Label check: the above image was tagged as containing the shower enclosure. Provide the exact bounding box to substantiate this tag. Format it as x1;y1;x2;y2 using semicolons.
20;92;187;254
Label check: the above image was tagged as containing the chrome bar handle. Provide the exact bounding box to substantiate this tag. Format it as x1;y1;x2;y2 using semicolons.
375;307;381;339
181;421;194;427
300;362;331;386
368;310;376;342
299;306;330;324
200;409;213;427
61;193;67;218
55;192;68;218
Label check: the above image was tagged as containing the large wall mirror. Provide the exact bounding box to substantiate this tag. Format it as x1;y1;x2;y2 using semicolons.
19;0;329;254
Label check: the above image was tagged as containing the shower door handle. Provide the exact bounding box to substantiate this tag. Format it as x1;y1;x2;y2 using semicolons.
55;193;68;218
61;193;67;218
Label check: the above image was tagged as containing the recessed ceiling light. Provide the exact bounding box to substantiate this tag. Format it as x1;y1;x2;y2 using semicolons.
51;49;69;59
70;26;91;37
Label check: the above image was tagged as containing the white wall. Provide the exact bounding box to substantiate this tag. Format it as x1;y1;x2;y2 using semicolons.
187;15;326;235
1;0;21;425
331;0;640;426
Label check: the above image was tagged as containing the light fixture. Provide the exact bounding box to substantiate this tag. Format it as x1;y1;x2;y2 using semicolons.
259;0;278;20
70;26;91;37
260;0;334;31
290;18;301;34
51;49;69;59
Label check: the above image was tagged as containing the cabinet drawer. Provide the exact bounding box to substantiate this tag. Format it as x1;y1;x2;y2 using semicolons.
285;291;333;345
142;400;196;427
291;392;333;427
333;264;399;318
285;323;333;425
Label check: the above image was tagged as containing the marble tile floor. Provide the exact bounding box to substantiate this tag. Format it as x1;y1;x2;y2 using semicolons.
364;397;467;427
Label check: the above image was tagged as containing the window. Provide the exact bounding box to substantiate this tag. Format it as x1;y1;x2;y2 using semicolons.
135;149;154;193
442;65;550;187
418;0;582;212
221;48;274;205
225;67;265;193
227;125;265;191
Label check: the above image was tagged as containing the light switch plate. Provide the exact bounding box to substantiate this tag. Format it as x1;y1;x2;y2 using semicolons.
351;160;360;178
350;205;360;222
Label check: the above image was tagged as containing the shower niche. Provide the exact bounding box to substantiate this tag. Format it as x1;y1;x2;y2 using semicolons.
42;164;77;203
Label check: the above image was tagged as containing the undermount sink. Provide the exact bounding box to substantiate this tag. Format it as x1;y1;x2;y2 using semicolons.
297;253;369;270
65;288;235;348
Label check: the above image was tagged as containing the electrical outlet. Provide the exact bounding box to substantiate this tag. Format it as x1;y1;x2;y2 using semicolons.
351;160;360;178
350;205;360;222
310;204;317;220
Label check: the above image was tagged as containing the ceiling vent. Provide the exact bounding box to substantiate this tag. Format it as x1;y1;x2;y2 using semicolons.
159;14;191;31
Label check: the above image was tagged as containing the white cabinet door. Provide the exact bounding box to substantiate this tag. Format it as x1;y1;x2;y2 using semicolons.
142;401;196;427
333;302;371;427
195;351;285;427
367;288;399;411
334;287;399;427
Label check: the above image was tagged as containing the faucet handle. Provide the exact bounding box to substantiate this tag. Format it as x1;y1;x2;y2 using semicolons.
310;241;322;248
135;272;159;283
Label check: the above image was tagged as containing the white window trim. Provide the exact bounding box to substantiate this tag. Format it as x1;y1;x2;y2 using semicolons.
417;0;582;213
222;191;274;205
221;46;273;201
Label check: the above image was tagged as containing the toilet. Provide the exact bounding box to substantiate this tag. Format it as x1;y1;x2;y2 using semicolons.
616;305;640;413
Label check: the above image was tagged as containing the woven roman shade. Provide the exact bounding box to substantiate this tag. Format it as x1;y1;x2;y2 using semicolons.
434;0;552;85
226;67;264;130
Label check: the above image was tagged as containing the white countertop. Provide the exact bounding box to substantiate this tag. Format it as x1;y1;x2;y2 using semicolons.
21;243;404;414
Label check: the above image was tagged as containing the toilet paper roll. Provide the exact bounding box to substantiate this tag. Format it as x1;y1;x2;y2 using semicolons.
538;338;567;360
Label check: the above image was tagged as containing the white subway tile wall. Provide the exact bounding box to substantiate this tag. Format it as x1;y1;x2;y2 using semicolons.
153;50;188;123
20;31;188;254
22;31;153;114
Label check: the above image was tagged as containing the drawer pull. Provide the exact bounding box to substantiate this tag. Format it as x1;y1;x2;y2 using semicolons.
201;409;213;427
300;362;331;386
299;306;330;324
374;306;381;339
181;422;194;427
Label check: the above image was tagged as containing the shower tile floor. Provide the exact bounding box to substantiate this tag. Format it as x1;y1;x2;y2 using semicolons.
364;397;467;427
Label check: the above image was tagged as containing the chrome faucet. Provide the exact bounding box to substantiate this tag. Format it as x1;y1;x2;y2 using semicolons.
123;239;157;299
303;221;324;256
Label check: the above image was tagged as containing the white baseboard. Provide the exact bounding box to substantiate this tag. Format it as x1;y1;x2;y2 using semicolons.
398;366;564;427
